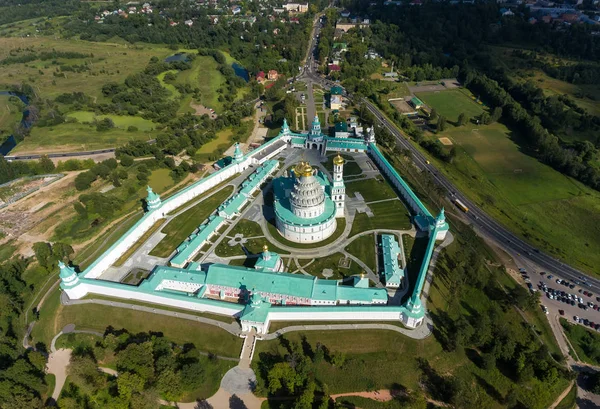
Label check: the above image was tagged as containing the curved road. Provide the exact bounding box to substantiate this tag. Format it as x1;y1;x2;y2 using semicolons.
299;26;599;292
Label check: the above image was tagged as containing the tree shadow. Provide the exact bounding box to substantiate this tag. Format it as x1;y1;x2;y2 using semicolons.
229;394;248;409
473;374;503;403
465;348;483;369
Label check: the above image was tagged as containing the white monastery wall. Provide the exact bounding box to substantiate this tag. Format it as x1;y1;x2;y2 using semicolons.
275;216;336;243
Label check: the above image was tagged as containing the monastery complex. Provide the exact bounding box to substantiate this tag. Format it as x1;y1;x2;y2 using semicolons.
59;115;449;334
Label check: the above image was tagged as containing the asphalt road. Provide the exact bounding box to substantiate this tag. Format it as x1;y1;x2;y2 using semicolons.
299;19;600;294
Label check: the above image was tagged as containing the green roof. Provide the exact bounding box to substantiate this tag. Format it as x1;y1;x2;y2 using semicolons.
331;85;344;95
335;122;348;132
255;250;281;272
410;97;424;106
380;234;403;285
170;215;225;266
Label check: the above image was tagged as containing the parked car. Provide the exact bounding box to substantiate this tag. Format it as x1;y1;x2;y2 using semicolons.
559;310;565;315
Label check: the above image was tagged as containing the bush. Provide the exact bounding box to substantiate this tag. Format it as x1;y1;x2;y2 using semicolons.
127;125;138;132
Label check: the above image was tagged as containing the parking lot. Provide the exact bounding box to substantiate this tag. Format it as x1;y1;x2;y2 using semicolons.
523;269;600;331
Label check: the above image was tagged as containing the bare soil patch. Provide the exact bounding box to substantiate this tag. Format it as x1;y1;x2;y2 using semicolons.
190;102;217;119
389;99;416;114
438;137;453;146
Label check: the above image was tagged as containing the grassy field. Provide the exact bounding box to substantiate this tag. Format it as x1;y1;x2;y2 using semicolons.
0;37;173;101
157;70;181;100
433;121;600;274
175;55;226;112
12;121;159;154
530;71;600;117
560;318;600;366
416;88;485;123
229;219;265;237
345;177;398;202
195;128;234;162
68;111;157;131
0;94;22;136
32;288;242;357
150;186;234;257
300;252;362;279
345;234;377;272
349;200;412;237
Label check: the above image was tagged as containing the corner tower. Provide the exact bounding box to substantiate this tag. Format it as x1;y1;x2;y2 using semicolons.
332;154;346;217
145;186;162;212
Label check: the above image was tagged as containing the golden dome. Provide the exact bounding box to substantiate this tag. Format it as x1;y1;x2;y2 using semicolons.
333;154;345;166
294;161;314;177
262;244;269;252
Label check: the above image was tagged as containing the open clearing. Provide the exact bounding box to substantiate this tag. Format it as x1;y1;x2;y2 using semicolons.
0;94;22;136
416;88;485;122
435;121;600;274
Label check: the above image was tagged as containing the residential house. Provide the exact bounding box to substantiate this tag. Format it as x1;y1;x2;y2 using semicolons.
284;2;309;13
268;70;279;80
333;42;348;52
273;7;285;13
340;10;351;17
289;17;300;23
232;5;241;14
384;71;398;78
256;71;266;83
184;19;194;26
330;94;343;110
328;64;341;72
500;8;515;16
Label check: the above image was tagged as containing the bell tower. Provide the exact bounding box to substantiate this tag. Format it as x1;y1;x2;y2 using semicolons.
332;154;345;218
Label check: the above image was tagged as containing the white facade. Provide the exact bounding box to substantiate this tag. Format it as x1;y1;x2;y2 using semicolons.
331;156;346;218
275;215;337;243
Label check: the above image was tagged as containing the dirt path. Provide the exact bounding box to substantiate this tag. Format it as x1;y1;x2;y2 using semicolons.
46;348;71;401
547;380;575;409
332;390;394;402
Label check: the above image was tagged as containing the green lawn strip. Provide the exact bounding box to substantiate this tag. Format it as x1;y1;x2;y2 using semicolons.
323;155;363;176
30;286;63;347
267;320;408;333
150;185;234;257
195;128;236;162
215;240;247;257
80;294;236;324
67;111;157;131
113;218;165;266
0;241;16;263
349;201;412;237
554;382;577;409
165;173;238;216
560;318;600;366
265;218;346;249
299;252;361;279
345;177;398;202
176;55;227;112
345;234;377;273
415;88;485;124
36;299;242;357
157;70;181;100
0;94;23;135
121;268;150;285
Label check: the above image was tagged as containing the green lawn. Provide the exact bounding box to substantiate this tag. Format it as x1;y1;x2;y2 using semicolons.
345;234;377;273
32;293;242;357
149;186;234;257
195;128;234;162
175;55;226;112
324;155;363;176
229;218;265;237
416;88;485;123
345;177;398;202
349;200;412;237
560;318;600;366
300;252;362;279
157;70;181;100
433;121;600;275
12;121;159;154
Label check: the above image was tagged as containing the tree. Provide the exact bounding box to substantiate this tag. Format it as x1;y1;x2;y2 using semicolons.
32;242;53;271
37;155;55;173
330;351;345;367
120;155;134;167
116;342;155;381
157;369;182;401
457;112;467;126
429;108;438;120
117;372;145;400
74;171;96;191
52;242;74;263
437;115;447;132
491;106;502;122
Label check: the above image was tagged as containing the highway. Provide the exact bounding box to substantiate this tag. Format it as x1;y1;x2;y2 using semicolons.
299;20;600;293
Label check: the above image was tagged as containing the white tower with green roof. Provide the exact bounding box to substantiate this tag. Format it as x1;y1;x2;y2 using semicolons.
433;207;449;240
332;154;346;218
59;261;79;289
233;142;244;163
145;186;162;212
281;118;291;136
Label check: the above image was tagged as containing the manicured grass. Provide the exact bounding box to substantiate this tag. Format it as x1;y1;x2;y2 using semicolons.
349;200;412;237
560;318;600;366
415;88;485;123
243;238;290;256
345;234;377;273
149;186;234;257
300;252;362;279
266;218;347;249
554;382;577;409
229;218;265;237
13;121;159;153
34;297;242;357
113;218;165;266
432;121;600;275
121;268;150;285
345;177;398;202
148;168;175;193
195;128;234;161
324;155;363;176
67;111;157;131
